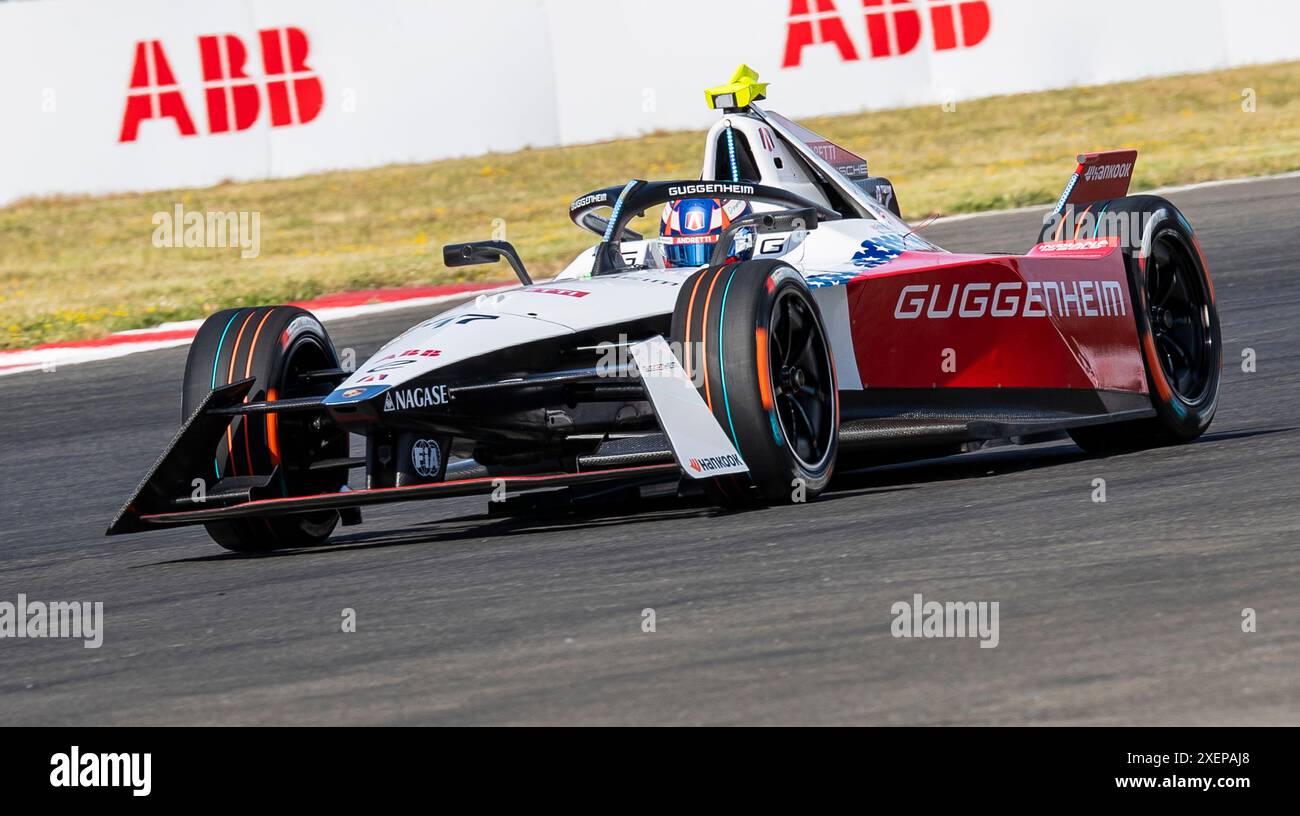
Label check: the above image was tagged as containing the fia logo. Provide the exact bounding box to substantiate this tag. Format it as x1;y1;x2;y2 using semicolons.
411;439;441;478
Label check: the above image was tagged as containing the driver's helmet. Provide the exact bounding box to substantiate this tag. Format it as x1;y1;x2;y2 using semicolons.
659;198;754;268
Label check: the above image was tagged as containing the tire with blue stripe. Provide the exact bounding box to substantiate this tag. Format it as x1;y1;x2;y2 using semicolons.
671;260;839;505
182;306;348;551
1042;196;1221;452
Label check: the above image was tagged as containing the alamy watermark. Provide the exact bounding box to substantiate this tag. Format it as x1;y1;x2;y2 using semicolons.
152;203;261;259
1041;206;1153;256
0;594;103;648
50;747;150;797
597;335;706;386
891;593;999;649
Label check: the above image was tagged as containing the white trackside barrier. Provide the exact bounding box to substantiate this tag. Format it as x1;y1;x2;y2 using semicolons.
2;0;1297;205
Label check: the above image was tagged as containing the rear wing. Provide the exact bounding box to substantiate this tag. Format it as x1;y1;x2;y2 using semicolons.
1051;149;1139;214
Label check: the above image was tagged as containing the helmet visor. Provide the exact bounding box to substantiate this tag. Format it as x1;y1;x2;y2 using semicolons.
663;239;716;268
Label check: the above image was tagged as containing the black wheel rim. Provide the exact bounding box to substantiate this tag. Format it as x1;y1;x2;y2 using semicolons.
1146;229;1213;403
275;337;347;494
768;288;835;471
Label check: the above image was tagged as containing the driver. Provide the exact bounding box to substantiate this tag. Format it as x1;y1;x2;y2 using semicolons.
659;198;755;267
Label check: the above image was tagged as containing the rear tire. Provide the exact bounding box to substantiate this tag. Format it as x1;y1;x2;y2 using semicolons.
1043;196;1222;453
182;306;348;552
671;260;839;505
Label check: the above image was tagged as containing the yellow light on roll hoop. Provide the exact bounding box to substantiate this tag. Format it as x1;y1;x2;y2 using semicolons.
704;64;768;110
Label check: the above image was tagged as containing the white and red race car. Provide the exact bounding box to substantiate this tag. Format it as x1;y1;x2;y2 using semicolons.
110;66;1221;552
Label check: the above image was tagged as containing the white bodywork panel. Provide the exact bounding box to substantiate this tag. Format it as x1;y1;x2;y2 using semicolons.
324;309;573;404
811;283;863;391
629;336;748;479
699;114;832;208
327;268;694;402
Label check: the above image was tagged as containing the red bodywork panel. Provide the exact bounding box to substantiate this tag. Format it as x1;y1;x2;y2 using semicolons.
840;246;1146;393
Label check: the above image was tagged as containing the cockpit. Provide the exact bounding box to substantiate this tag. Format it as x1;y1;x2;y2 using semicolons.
445;67;912;284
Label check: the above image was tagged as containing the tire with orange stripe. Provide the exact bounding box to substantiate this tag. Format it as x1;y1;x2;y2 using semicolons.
1042;196;1222;451
671;260;839;505
182;305;349;551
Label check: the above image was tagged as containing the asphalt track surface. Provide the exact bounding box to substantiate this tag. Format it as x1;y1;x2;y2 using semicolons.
2;176;1297;725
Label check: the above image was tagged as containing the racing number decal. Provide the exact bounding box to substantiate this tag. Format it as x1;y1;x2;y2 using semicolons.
427;313;499;329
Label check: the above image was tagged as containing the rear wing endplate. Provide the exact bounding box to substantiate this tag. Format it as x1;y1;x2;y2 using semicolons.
1052;149;1139;214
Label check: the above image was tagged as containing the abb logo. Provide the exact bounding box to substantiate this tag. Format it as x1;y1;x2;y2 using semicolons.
120;27;322;143
783;0;991;68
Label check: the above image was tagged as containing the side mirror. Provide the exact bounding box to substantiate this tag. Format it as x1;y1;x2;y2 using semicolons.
709;208;820;267
442;240;532;286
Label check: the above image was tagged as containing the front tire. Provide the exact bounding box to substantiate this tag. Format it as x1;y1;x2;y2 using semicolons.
1045;196;1222;453
671;260;839;505
182;306;348;552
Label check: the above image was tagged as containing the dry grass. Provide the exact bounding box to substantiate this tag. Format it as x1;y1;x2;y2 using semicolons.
3;61;1298;350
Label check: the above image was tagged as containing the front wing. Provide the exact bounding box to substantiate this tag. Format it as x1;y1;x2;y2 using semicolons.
107;336;746;535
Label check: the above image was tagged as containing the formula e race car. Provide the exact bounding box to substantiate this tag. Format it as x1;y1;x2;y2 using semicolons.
109;65;1221;551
